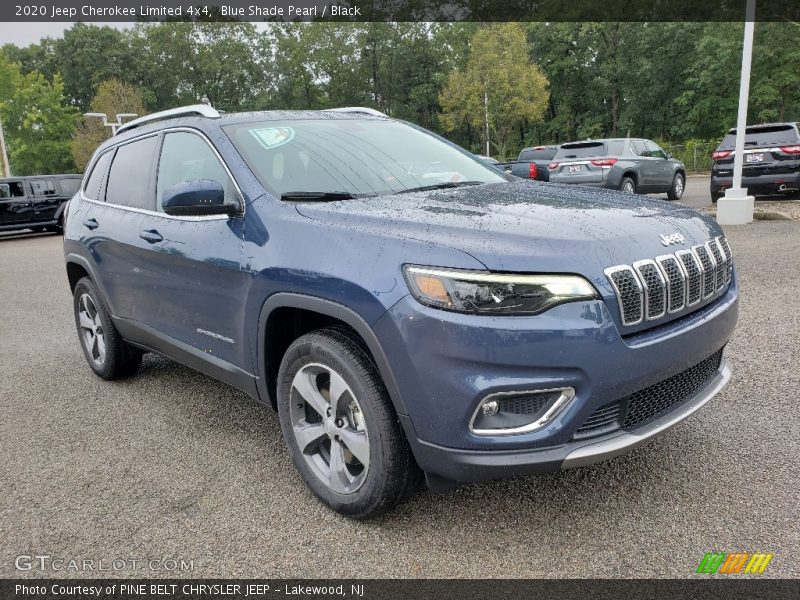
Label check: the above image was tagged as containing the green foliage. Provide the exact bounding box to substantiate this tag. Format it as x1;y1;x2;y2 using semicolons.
439;24;550;159
71;79;147;171
0;69;78;175
1;21;798;169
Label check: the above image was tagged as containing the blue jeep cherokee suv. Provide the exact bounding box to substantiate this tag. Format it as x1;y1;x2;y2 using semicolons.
64;105;738;518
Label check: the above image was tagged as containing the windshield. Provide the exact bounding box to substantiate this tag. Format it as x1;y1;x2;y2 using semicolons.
225;119;505;198
720;125;799;148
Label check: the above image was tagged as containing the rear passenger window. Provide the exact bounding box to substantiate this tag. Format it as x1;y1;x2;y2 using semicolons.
0;181;25;198
30;179;56;196
105;136;158;210
58;178;80;196
84;152;113;200
156;131;236;212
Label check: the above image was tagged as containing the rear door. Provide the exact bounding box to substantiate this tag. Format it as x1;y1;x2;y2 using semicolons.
29;177;60;221
0;180;33;225
630;140;660;190
644;140;674;190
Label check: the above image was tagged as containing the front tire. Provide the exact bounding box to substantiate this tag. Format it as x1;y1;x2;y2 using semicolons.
73;277;142;380
277;329;420;519
667;173;685;200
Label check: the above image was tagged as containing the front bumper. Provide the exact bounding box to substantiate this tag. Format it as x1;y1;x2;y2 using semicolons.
374;273;738;482
402;357;731;482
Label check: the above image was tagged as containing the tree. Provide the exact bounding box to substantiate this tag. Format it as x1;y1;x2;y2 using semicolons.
0;71;78;175
0;51;21;176
71;79;147;170
439;24;550;159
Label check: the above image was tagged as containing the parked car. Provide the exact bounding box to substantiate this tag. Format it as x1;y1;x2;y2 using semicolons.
710;122;800;203
0;174;81;234
64;105;738;518
549;138;686;199
495;145;559;181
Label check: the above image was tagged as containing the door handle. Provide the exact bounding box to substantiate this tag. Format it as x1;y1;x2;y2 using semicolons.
139;229;163;244
82;218;99;230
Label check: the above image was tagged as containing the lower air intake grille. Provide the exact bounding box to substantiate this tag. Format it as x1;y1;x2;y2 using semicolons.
499;392;560;415
573;348;724;440
622;349;724;430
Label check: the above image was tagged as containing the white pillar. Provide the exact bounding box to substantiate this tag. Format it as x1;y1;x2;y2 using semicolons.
717;0;756;225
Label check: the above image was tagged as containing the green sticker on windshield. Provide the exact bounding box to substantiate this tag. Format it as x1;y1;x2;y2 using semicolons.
249;127;295;149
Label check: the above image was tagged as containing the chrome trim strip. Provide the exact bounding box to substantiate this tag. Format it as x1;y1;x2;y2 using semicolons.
562;358;732;469
633;258;667;321
655;254;687;313
691;244;716;299
469;387;576;436
705;240;725;291
604;265;644;326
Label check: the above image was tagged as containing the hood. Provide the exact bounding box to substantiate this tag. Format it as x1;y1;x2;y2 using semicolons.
294;180;720;284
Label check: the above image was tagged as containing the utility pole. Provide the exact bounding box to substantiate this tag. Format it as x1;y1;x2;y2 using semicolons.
83;112;139;136
717;0;756;225
0;115;10;177
484;91;490;157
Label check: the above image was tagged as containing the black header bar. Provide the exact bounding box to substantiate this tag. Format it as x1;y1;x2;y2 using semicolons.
2;0;800;23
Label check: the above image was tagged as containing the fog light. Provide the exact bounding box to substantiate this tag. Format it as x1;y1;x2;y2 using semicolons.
481;399;500;416
470;388;576;436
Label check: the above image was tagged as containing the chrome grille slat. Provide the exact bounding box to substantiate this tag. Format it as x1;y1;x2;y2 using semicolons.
676;249;703;305
706;240;725;291
605;265;643;326
693;244;716;299
606;238;732;327
716;236;733;284
655;255;686;313
633;259;666;320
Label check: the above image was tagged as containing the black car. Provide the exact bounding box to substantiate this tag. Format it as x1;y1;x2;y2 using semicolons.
710;122;800;203
549;138;686;199
0;174;81;234
494;145;559;181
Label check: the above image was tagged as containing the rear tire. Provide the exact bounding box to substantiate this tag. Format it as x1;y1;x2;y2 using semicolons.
711;190;722;204
667;173;685;200
620;176;636;194
277;328;420;519
73;277;142;380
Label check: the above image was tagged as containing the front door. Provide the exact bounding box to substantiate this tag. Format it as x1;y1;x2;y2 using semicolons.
131;130;249;370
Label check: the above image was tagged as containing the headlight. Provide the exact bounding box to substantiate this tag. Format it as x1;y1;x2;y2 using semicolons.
403;266;599;315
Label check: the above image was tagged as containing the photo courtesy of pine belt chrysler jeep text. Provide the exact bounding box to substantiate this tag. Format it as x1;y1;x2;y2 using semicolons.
63;105;739;518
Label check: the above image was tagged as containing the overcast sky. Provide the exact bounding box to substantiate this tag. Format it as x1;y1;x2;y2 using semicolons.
0;22;130;47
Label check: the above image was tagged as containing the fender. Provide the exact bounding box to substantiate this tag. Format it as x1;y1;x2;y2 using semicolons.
256;293;408;416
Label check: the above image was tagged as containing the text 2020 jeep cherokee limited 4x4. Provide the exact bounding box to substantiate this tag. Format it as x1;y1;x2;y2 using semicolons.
64;105;738;518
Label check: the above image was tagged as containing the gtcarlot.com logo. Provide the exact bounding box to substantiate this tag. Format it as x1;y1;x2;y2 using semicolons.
696;552;773;574
15;554;194;572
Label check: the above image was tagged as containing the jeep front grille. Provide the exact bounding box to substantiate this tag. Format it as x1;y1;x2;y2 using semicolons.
605;236;732;327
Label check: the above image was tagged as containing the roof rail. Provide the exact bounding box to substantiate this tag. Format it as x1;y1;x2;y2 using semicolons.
324;107;387;118
115;104;221;135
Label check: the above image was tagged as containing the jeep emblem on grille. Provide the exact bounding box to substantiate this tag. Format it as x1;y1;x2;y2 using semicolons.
660;233;685;246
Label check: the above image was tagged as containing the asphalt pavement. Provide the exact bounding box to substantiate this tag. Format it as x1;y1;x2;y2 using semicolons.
1;180;798;578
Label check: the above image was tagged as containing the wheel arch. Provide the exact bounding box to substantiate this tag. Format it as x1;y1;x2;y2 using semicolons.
256;293;408;417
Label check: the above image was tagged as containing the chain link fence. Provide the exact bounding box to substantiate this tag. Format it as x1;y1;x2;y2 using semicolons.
657;139;719;174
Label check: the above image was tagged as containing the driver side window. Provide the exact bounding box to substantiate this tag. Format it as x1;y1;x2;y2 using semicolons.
156;131;236;212
646;141;667;160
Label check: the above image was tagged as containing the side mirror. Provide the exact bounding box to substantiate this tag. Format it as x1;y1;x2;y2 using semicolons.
161;180;240;217
665;152;673;160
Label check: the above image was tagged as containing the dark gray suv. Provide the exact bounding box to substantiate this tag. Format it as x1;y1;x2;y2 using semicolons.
549;138;686;200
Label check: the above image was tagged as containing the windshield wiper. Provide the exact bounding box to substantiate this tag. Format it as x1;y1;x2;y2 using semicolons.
393;181;486;195
280;191;358;202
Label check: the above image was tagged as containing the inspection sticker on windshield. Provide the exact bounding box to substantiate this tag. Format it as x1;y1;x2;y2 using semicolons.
250;127;295;149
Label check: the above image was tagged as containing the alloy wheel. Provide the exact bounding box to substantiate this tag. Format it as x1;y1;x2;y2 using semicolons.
622;180;635;193
77;293;106;366
289;362;370;494
674;176;684;197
